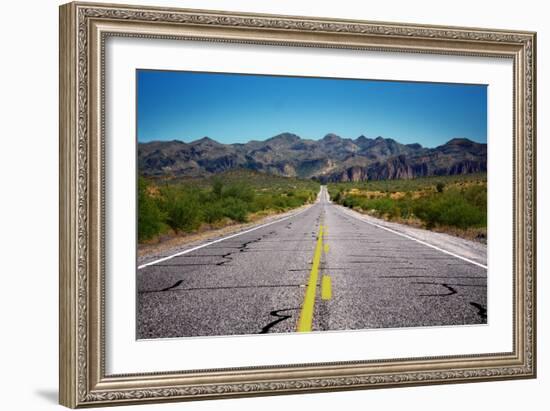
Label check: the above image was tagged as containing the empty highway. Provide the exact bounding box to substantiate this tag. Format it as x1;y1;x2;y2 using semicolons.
137;186;487;339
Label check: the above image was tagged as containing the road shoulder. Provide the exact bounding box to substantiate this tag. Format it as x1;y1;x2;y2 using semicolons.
336;204;487;267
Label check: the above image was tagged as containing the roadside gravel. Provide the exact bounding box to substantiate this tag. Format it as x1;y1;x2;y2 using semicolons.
336;205;487;266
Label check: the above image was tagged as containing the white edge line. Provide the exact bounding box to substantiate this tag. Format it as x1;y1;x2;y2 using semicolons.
338;206;488;270
138;205;312;270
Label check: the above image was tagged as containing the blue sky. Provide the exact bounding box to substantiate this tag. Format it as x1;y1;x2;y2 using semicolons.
137;70;487;148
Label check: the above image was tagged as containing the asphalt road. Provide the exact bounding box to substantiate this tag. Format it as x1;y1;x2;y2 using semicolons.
137;186;487;339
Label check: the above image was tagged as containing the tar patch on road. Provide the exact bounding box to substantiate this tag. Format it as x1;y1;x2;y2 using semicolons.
470;302;487;321
416;282;458;297
161;279;183;292
259;308;299;334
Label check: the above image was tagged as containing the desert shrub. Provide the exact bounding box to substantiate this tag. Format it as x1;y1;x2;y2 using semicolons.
250;194;273;212
342;196;361;209
160;187;202;232
413;189;485;229
137;177;165;241
462;184;487;209
202;201;225;224
273;195;291;210
222;184;255;203
136;172;320;244
248;188;315;212
368;197;394;215
332;178;486;230
220;197;249;222
211;178;224;199
397;196;414;219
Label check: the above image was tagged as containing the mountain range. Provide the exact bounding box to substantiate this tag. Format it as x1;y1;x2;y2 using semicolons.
138;133;487;182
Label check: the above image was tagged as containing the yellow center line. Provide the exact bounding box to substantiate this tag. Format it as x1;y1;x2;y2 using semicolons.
322;232;331;300
321;275;332;300
297;224;324;332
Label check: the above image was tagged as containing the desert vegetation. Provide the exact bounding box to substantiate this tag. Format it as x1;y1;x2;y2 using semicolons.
328;173;487;241
138;169;319;242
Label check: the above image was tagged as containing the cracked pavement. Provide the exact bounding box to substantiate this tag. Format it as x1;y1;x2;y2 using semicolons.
137;187;487;339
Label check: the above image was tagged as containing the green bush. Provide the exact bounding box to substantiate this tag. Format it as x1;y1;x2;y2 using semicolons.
203;202;225;224
211;178;224;199
137;172;320;243
220;197;249;222
332;178;486;230
160;187;202;232
251;194;273;212
222;184;255;203
332;189;343;203
463;184;487;209
137;177;165;241
412;189;486;229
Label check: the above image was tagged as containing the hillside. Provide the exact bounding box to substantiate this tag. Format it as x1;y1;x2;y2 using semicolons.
138;133;486;182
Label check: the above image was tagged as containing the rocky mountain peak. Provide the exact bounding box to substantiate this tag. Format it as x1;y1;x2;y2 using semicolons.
266;132;301;143
445;137;477;146
138;132;486;182
355;135;371;144
322;133;342;143
191;136;221;146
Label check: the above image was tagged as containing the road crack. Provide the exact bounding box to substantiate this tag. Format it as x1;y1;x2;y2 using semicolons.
415;282;457;297
259;308;299;334
216;252;233;266
470;302;487;321
216;237;262;265
161;279;183;291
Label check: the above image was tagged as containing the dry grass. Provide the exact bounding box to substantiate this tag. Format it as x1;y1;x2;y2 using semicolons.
332;174;487;244
354;207;487;244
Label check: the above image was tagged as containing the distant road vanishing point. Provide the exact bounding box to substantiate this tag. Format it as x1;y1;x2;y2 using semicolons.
137;186;487;339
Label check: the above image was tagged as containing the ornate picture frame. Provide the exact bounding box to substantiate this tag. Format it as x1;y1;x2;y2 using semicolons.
59;1;536;407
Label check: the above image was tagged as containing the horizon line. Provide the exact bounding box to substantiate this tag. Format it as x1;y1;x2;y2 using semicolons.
138;132;486;149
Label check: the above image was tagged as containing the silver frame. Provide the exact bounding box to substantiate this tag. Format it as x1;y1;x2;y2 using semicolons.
59;2;536;407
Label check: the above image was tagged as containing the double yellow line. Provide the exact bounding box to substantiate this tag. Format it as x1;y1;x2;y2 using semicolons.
297;224;331;332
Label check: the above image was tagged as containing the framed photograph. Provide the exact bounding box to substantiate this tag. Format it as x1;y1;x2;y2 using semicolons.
59;2;537;408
